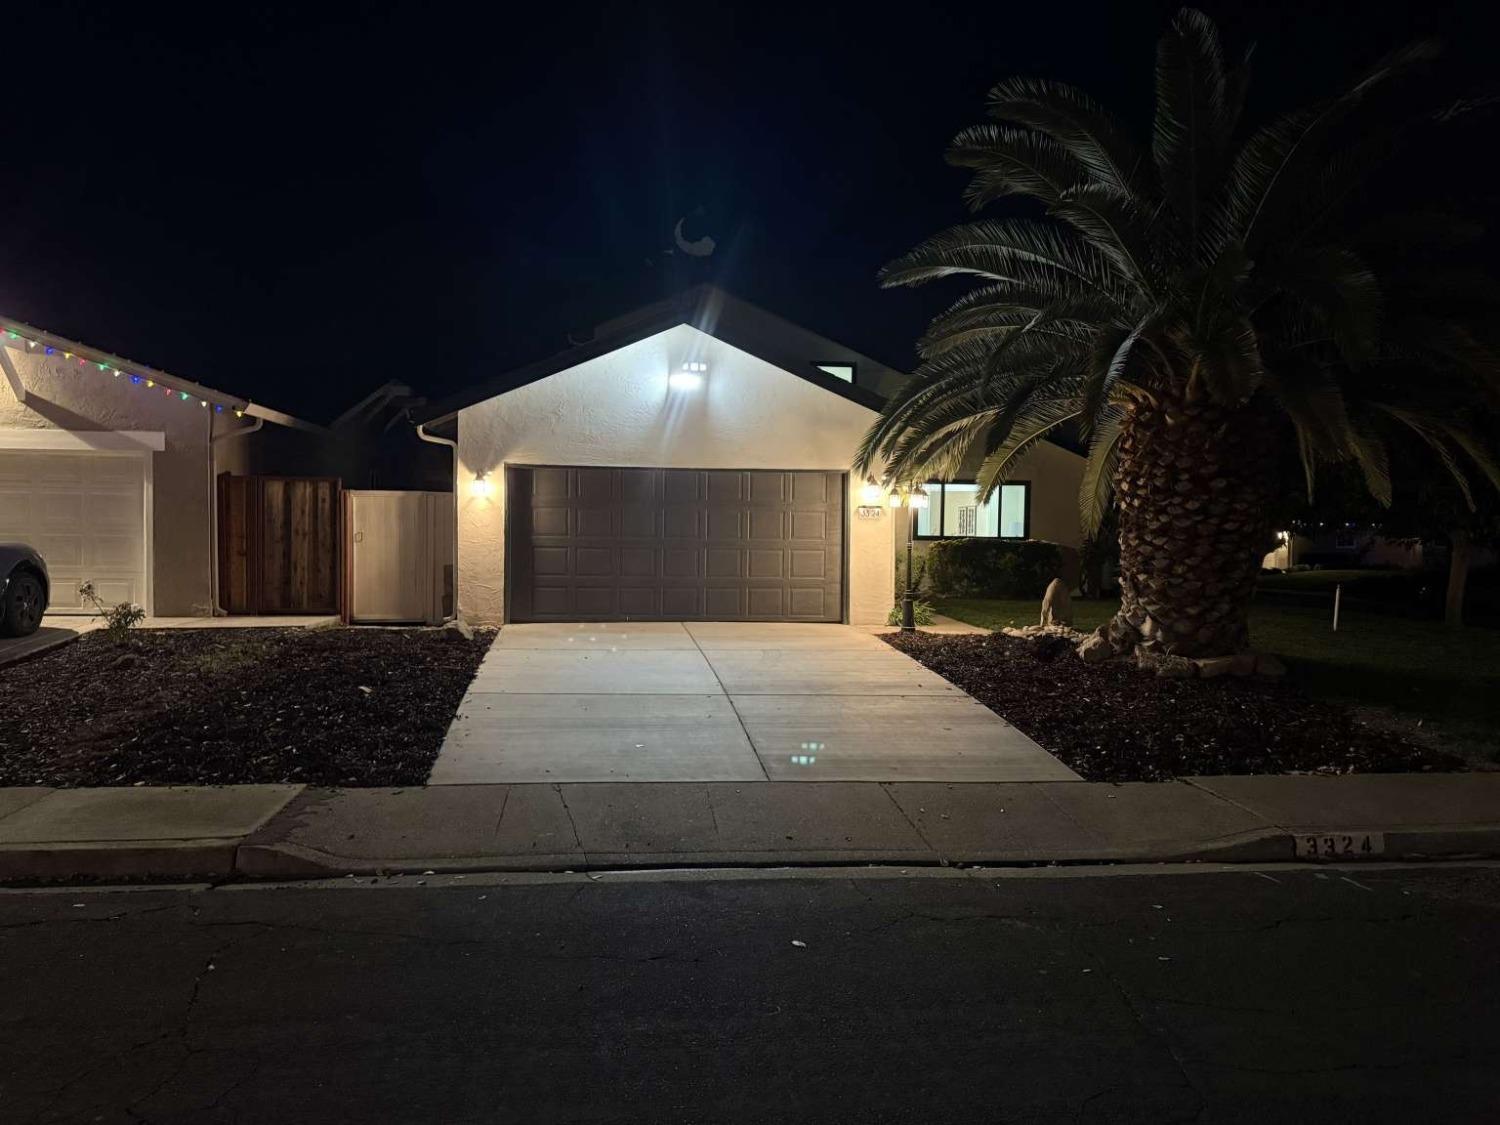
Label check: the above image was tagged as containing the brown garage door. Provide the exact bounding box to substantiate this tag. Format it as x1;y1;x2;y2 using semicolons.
507;466;845;622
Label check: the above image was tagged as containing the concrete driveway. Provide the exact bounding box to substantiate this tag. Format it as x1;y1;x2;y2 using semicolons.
431;622;1080;784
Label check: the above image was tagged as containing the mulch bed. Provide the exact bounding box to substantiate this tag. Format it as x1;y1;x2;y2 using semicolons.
883;631;1464;782
0;626;494;787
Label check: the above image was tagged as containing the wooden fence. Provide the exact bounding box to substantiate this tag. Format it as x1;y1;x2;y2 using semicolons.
218;474;341;614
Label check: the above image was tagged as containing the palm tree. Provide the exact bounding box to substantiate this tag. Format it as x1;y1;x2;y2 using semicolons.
859;8;1500;660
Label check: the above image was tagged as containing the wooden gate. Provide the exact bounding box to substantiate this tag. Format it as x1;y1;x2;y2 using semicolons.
218;474;342;614
344;490;454;624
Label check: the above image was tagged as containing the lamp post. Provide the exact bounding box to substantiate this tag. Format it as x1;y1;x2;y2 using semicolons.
896;486;929;633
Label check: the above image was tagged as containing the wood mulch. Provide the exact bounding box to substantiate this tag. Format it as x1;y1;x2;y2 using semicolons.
0;626;493;787
882;631;1464;782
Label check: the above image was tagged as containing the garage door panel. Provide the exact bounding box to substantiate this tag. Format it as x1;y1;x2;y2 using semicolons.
662;587;705;617
508;466;843;622
620;506;657;538
747;588;785;617
533;507;570;536
532;547;570;575
748;510;784;540
663;506;701;539
748;550;783;578
620;547;656;577
576;507;614;537
747;472;786;504
575;587;618;617
619;587;659;616
791;472;830;503
791;511;827;540
575;547;616;576
0;449;148;614
663;470;701;503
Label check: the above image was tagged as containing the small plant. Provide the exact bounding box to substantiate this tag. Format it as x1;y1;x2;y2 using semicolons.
78;582;146;643
887;598;937;627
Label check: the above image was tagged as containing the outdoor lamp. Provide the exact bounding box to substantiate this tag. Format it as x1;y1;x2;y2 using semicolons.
859;476;884;505
908;485;930;510
886;490;905;508
669;360;707;390
471;474;494;499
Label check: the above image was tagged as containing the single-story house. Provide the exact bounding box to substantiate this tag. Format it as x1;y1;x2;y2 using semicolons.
414;286;1086;627
3;287;1087;625
0;316;317;616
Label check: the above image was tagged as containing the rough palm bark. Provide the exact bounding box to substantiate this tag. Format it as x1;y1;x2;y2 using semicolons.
1101;395;1275;656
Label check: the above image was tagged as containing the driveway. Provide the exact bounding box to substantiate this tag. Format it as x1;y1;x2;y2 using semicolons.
430;622;1080;784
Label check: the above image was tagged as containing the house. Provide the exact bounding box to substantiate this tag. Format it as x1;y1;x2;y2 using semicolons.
414;287;1086;627
0;316;317;616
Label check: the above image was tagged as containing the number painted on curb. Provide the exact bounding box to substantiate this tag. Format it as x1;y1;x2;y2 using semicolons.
1294;832;1386;859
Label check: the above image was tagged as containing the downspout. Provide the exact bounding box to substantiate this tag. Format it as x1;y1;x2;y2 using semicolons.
209;414;264;615
414;419;459;624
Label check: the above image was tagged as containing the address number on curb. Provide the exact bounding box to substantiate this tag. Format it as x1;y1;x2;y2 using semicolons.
1294;832;1386;859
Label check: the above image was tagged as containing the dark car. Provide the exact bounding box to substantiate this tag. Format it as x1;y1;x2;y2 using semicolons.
0;544;49;637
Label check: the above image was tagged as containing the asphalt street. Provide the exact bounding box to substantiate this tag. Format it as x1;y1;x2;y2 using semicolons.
3;863;1498;1123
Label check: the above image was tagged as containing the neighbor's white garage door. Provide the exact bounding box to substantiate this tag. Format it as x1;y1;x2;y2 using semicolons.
0;449;147;613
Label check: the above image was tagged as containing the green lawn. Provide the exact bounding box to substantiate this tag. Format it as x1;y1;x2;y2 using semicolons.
934;596;1500;757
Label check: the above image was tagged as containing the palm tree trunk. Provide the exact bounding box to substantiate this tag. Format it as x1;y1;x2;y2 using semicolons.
1093;393;1276;659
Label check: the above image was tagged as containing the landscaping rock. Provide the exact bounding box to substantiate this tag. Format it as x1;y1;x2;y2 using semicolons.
1194;656;1237;679
1135;650;1198;679
1229;653;1259;676
441;618;476;642
1076;630;1114;663
1255;653;1288;678
1002;624;1088;643
1039;579;1072;627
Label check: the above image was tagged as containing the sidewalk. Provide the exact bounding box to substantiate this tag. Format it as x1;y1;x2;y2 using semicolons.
1;773;1498;882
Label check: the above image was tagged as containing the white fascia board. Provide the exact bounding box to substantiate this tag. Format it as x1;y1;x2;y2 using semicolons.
0;427;166;452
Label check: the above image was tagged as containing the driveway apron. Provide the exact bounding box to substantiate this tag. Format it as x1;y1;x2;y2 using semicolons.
429;622;1081;784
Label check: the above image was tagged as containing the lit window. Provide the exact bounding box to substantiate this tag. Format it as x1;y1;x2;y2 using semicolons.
914;482;1029;539
816;363;855;383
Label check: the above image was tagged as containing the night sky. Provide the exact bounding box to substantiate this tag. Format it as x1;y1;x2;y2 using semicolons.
1;1;1491;423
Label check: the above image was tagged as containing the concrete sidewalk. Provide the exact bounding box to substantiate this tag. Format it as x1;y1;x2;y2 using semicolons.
1;773;1498;882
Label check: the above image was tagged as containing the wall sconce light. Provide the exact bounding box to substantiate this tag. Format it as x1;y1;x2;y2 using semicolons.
471;474;494;499
669;360;707;391
908;485;930;510
859;476;885;505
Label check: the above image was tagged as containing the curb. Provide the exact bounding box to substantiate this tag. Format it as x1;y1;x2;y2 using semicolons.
3;828;1499;884
0;838;240;882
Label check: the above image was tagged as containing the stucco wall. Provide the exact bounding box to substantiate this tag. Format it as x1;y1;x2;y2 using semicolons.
0;342;214;615
456;324;899;625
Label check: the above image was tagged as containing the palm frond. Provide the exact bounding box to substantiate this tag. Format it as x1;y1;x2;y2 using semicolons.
985;76;1149;199
1079;406;1124;536
878;219;1125;299
948;124;1084;208
1152;8;1234;243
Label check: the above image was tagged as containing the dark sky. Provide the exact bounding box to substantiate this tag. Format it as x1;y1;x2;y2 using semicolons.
1;1;1491;423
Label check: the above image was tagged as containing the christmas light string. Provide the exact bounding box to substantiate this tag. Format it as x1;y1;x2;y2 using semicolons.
1;325;248;417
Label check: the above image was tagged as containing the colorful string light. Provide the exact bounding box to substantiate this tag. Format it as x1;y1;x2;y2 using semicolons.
1;324;247;418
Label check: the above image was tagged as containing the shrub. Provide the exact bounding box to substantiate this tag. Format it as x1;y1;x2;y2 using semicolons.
78;581;146;644
924;539;1064;599
887;598;937;626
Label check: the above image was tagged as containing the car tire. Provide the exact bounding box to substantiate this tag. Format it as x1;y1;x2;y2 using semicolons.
1;571;46;637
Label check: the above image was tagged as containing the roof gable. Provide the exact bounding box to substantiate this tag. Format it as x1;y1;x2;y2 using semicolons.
416;286;896;422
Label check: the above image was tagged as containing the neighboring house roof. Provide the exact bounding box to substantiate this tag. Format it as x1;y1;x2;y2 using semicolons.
0;312;323;432
414;285;900;424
